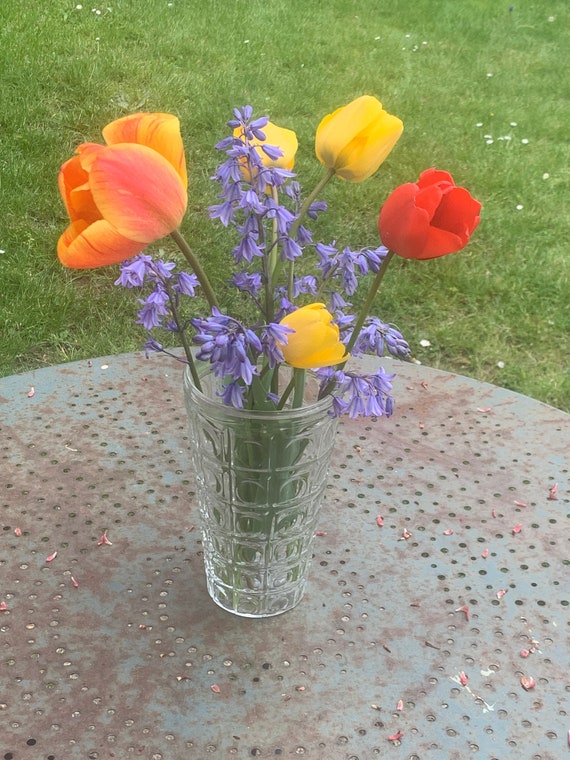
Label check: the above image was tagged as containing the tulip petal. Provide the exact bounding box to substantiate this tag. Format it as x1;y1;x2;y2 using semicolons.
379;183;430;258
58;218;145;269
102;112;188;188
432;186;482;238
58;154;100;222
279;303;349;368
88;144;187;243
251;121;298;170
316;96;403;182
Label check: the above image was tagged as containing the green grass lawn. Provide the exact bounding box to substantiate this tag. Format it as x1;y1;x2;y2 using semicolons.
1;0;568;410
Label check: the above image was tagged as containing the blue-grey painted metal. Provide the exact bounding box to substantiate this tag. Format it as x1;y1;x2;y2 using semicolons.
0;353;568;759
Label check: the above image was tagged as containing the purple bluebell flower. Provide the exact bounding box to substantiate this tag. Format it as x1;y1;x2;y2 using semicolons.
219;380;247;408
191;309;261;386
174;271;200;297
230;271;263;296
115;254;153;287
136;289;170;330
350;317;411;360
260;322;292;367
318;367;395;419
291;275;318;298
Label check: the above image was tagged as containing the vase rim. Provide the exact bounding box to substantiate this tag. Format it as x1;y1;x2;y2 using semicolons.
183;364;333;419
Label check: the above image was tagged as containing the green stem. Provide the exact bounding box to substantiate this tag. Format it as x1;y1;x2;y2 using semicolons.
292;368;306;408
165;286;203;391
170;228;219;311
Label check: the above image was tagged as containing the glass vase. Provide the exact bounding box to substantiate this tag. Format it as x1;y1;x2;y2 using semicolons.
183;366;338;617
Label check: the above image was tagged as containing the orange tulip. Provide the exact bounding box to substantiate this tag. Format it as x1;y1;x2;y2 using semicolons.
58;112;188;269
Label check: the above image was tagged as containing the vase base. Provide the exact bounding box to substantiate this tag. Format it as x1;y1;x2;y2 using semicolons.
206;578;307;618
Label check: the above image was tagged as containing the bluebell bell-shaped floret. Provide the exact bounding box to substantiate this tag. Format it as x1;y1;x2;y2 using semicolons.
136;288;170;330
219;380;247;408
143;336;164;357
149;259;176;281
329;290;350;312
261;322;292;368
351;317;411;360
281;237;303;261
291;275;318;298
335;247;360;295
260;143;284;162
265;200;295;235
274;294;295;321
174;271;200;297
384;327;411;360
315;242;338;277
191;310;261;385
361;245;389;273
115;254;154;287
296;224;313;246
248;117;270;141
208;200;235;227
307;200;328;220
285;181;302;204
338;369;395;419
230;271;263;296
212;156;244;186
239;188;266;215
214;135;235;151
232;233;264;263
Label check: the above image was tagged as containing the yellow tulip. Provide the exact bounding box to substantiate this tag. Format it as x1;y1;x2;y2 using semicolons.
278;303;349;369
234;120;298;177
315;95;403;182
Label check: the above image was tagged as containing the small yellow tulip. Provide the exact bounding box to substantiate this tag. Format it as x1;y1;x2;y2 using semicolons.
234;121;298;171
278;303;349;369
315;95;403;182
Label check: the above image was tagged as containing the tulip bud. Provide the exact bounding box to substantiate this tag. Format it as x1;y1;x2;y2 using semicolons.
316;95;403;182
278;303;349;369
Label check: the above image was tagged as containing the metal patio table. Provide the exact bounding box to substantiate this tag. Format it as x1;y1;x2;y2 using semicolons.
1;353;568;760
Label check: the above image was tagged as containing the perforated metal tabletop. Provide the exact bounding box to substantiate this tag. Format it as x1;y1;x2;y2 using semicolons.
1;353;568;759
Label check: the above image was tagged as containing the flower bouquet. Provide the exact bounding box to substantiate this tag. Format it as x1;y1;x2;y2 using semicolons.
57;96;481;616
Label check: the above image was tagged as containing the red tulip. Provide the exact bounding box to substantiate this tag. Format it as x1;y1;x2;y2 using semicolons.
58;112;188;269
378;168;481;260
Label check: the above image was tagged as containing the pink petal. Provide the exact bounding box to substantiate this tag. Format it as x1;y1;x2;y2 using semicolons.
481;548;489;559
387;731;404;742
396;699;404;711
0;602;7;611
496;589;507;599
27;386;35;397
520;676;535;691
46;551;58;562
71;576;79;588
14;527;22;537
443;528;454;535
97;531;113;546
548;483;558;500
520;649;530;658
513;500;527;508
376;515;384;527
211;684;221;694
459;671;468;686
456;605;470;621
512;524;522;534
